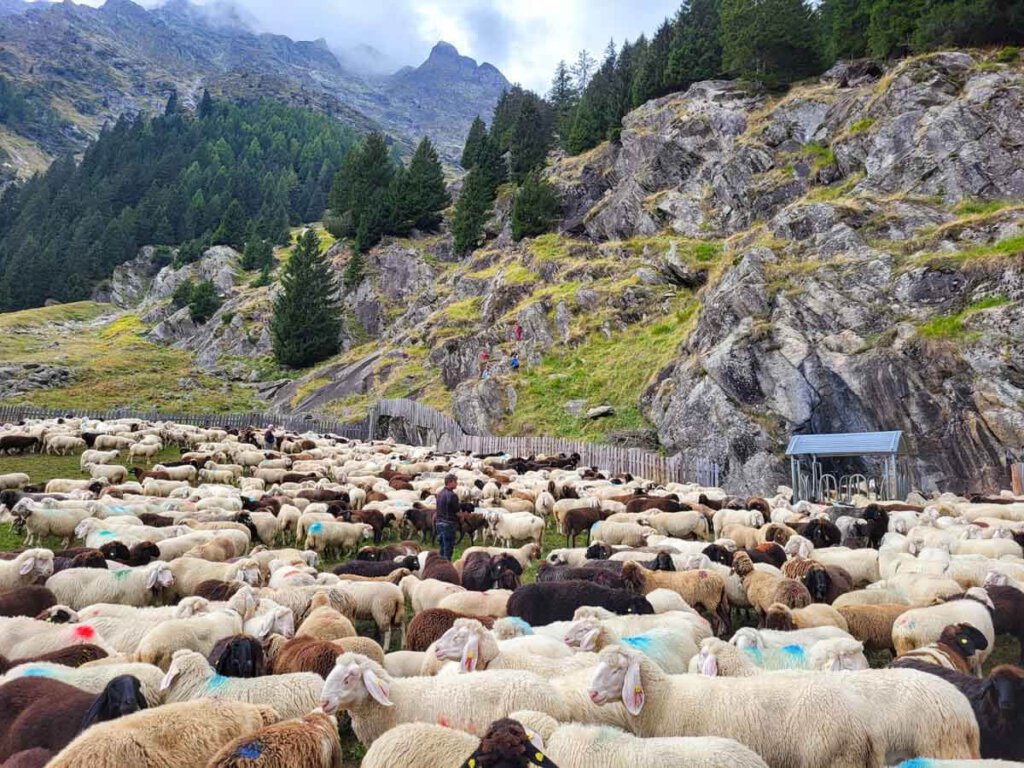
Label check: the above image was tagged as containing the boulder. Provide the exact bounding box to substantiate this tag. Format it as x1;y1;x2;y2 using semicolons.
586;405;615;420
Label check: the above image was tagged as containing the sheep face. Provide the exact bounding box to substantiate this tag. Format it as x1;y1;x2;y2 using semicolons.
233;560;263;586
83;674;148;727
588;648;644;715
731;627;764;652
563;619;601;652
988;667;1023;712
434;621;482;672
321;658;393;713
147;564;175;591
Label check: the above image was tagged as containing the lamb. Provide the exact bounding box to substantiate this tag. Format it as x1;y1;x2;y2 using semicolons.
836;603;908;653
159;648;321;720
45;561;174;610
731;551;809;622
891;623;989;675
15;502;95;549
334;580;404;650
893;661;1024;761
360;722;479;768
589;521;655;548
587;645;881;768
206;712;342;768
134;599;249;670
0;661;165;706
304;520;373;558
0;551;53;592
45;699;280;768
0;618;113;659
763;602;849;632
320;651;568;745
403;609;495;651
168;557;262;598
695;639;980;761
619;561;729;634
294;592;357;642
562;616;697;672
0;675;147;762
892;589;996;674
510;710;771;768
507;581;653;626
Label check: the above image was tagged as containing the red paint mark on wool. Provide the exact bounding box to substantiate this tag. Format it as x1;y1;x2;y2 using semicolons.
73;625;95;639
436;715;450;727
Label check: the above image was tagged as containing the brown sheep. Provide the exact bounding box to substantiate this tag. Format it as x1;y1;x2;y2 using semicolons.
732;550;788;624
402;608;495;652
421;552;460;584
782;557;854;604
770;578;813;610
764;602;849;632
836;604;908;654
0;586;56;619
295;592;357;642
620;560;730;635
0;645;108;675
194;580;244;602
269;635;384;676
206;712;342;768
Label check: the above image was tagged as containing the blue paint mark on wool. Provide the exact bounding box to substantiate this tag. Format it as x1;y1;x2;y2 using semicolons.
896;760;934;768
22;667;50;678
781;644;805;658
743;647;765;666
623;634;654;652
236;741;264;759
97;530;115;538
308;522;324;535
207;674;230;691
504;617;534;635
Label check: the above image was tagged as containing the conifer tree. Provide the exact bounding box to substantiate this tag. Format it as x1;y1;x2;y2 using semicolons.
511;171;561;241
633;21;672;107
403;137;449;231
198;89;214;119
213;199;247;249
666;0;724;89
549;60;578;146
241;238;274;271
187;279;221;323
460;117;488;169
722;0;821;87
271;228;342;368
451;165;492;256
508;97;553;183
164;88;179;116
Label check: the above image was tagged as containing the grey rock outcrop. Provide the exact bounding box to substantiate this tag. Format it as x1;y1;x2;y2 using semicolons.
452;378;517;435
0;362;72;399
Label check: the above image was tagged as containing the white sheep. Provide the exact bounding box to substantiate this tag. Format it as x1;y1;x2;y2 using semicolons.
0;548;53;591
304;520;373;557
81;450;120;470
320;651;569;745
563;617;696;673
587;645;881;768
159;648;320;719
13;501;97;548
0;616;114;658
892;588;996;674
360;722;479;768
712;508;764;538
334;580;404;650
513;710;770;768
695;638;980;761
129;441;162;464
640;510;709;540
0;472;30;490
168;556;262;597
589;521;655;547
153;463;198;482
433;618;599;676
400;575;465;613
87;464;129;484
437;589;512;618
491;512;545;547
784;536;881;585
45;561;175;610
135;604;247;670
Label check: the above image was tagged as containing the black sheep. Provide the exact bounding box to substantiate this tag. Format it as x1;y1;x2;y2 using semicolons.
986;584;1024;665
333;557;418;578
506;581;654;626
459;718;558;768
861;504;890;548
0;644;108;675
0;586;56;619
462;553;523;592
0;675;145;761
208;635;266;678
125;541;161;567
193;579;243;602
895;660;1024;760
797;518;842;549
584;542;614;560
536;562;626;590
421;551;460;584
702;543;734;566
97;541;132;564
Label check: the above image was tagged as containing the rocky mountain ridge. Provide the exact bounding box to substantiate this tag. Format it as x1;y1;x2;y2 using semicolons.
4;49;1023;496
0;0;509;177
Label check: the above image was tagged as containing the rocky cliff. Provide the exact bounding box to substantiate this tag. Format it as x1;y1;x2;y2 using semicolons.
6;50;1023;495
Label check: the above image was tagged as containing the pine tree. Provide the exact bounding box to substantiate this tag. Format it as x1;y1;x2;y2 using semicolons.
198;89;214;119
403;137;450;231
508;97;553;183
511;171;561;241
722;0;822;87
666;0;724;90
271;228;342;368
164;88;179;116
571;49;597;92
451;165;493;256
213;199;247;249
242;238;274;271
343;250;365;290
820;0;871;60
460;117;488;169
549;60;579;146
633;21;673;107
187;279;222;323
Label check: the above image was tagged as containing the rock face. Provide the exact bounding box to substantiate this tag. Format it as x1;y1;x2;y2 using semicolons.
0;362;71;399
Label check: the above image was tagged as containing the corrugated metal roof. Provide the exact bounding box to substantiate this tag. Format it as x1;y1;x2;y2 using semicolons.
785;431;905;457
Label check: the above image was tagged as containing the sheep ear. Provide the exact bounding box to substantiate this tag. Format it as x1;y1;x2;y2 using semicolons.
529;751;560;768
362;668;392;707
621;657;645;715
146;568;159;590
700;652;718;677
159;667;179;692
19;557;35;576
580;627;600;652
460;633;480;673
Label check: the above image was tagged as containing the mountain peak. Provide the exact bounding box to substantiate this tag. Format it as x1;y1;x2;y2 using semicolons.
429;41;461;60
101;0;145;13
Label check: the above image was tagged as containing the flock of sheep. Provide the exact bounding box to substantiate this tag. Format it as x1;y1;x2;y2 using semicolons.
0;415;1022;768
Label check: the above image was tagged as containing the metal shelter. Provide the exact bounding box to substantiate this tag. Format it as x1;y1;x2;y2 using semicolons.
786;431;912;503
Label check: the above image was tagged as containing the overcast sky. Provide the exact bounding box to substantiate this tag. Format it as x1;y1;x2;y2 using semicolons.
50;0;682;92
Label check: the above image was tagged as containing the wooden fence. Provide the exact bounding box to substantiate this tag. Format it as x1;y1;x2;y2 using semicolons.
371;398;721;487
0;404;369;440
1013;463;1023;496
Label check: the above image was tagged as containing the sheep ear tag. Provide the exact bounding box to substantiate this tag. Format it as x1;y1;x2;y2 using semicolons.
532;752;560;768
622;658;645;715
460;634;480;673
363;669;392;706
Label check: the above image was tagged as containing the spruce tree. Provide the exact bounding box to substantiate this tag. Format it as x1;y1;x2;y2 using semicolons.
549;60;579;147
198;89;214;119
820;0;871;60
187;279;221;323
451;165;493;256
722;0;821;87
213;199;247;249
666;0;724;90
508;97;552;183
511;172;561;241
271;228;342;368
460;117;488;170
633;21;672;107
403;137;449;231
242;238;274;271
326;131;394;250
164;88;179;116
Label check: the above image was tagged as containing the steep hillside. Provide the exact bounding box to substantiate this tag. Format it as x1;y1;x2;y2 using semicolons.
3;50;1023;495
0;0;509;178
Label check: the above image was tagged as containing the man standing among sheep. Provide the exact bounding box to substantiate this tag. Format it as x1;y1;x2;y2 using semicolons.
435;474;460;561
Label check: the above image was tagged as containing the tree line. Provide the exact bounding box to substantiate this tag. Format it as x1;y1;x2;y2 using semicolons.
554;0;1024;156
0;93;357;310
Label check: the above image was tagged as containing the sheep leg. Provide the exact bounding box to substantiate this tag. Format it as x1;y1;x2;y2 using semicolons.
383;626;392;651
